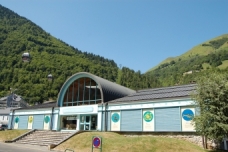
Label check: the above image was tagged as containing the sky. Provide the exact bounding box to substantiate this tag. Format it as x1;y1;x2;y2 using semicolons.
0;0;228;73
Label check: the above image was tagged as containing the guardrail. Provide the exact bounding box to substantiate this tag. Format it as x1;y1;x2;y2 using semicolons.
65;149;74;152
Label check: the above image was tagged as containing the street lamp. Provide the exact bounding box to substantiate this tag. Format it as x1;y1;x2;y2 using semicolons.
22;52;31;62
21;52;54;103
21;52;53;81
47;74;53;81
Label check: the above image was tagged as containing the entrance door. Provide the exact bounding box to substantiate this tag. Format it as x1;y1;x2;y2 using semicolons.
79;115;97;131
80;115;90;130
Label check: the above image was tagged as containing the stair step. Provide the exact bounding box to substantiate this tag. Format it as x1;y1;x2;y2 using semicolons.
14;130;74;146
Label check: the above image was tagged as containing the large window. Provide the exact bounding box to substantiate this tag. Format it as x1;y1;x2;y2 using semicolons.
60;116;77;130
63;78;102;107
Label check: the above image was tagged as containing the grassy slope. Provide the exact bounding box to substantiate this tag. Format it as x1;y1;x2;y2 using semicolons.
0;130;225;152
147;34;228;72
54;132;213;152
0;130;28;141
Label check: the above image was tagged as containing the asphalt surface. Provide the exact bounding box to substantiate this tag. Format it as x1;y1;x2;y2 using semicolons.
0;142;63;152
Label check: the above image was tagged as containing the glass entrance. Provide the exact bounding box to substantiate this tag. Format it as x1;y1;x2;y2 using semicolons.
60;115;77;130
80;115;97;131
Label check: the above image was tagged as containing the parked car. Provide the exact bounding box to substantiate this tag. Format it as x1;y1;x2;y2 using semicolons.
0;124;8;131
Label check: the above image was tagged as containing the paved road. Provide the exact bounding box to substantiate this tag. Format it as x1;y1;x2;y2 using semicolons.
0;142;63;152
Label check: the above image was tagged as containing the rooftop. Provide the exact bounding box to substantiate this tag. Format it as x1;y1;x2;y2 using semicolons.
108;84;197;104
17;101;57;110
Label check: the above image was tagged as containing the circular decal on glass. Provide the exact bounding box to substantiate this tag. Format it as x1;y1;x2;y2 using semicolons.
143;111;153;122
15;117;19;123
112;113;120;123
44;116;50;123
28;116;33;123
182;109;194;121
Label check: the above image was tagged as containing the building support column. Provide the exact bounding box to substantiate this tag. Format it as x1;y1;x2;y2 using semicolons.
224;138;227;150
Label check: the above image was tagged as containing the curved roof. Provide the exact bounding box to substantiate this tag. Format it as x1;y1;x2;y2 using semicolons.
57;72;135;106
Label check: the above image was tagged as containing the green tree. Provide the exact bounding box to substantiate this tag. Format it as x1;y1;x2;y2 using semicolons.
192;69;228;144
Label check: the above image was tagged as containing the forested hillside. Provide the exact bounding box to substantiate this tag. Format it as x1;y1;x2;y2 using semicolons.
0;5;160;104
1;4;227;105
146;34;228;86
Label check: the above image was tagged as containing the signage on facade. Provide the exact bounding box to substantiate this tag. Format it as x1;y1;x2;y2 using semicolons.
67;116;77;120
14;116;19;129
27;116;33;129
111;112;120;131
181;108;195;131
143;109;154;131
43;115;50;130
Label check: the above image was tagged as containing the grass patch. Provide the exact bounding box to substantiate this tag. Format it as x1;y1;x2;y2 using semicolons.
0;129;29;141
54;132;222;152
0;131;226;152
202;63;211;70
218;60;228;69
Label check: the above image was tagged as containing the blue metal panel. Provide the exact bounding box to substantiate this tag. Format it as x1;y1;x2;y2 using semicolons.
33;115;44;129
51;114;57;130
101;111;111;131
8;116;12;129
121;109;142;131
12;116;16;129
18;115;28;129
155;107;181;131
102;112;105;131
107;111;111;131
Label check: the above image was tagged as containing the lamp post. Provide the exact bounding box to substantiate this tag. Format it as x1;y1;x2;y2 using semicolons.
22;52;31;62
47;73;53;81
22;52;53;80
21;52;54;103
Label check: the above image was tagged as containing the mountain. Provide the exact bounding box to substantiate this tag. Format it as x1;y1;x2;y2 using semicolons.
0;5;160;104
146;34;228;86
2;4;226;104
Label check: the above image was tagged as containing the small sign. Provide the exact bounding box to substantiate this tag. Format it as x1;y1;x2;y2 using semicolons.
14;116;19;129
112;113;120;123
44;115;50;130
92;136;102;152
182;109;194;121
67;116;77;120
143;111;153;122
27;116;33;129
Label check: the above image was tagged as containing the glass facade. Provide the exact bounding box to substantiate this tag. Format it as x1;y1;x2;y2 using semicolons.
60;116;77;130
63;77;102;107
79;115;97;130
60;115;98;131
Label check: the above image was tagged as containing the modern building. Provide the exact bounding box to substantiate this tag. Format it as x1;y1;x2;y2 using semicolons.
8;72;196;133
6;72;228;150
9;72;135;131
101;83;197;132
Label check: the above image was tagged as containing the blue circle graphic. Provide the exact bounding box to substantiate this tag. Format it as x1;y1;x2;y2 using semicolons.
44;116;50;123
15;117;19;123
112;113;120;123
182;109;194;121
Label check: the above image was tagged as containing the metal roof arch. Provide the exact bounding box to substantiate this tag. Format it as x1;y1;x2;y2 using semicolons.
57;72;135;107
